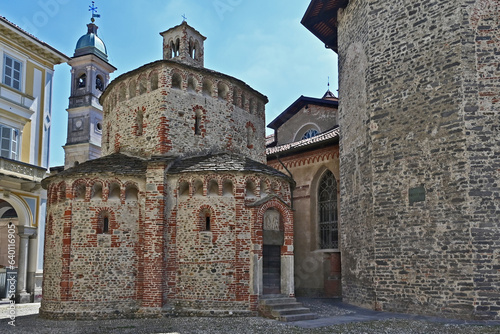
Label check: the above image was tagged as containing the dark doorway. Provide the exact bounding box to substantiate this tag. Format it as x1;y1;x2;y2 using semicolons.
263;245;281;294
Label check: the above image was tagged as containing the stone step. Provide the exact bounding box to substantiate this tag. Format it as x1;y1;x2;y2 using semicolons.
259;297;297;305
267;302;303;310
258;295;316;322
271;307;312;317
279;313;317;322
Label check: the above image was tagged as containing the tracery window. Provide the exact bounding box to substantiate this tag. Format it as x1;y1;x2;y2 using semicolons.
318;170;338;249
302;129;319;140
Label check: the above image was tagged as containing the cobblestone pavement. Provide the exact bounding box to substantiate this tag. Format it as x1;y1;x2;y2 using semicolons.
0;299;499;334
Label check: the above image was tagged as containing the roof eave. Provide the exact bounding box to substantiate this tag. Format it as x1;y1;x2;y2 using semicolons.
267;95;338;130
301;0;349;53
0;16;70;64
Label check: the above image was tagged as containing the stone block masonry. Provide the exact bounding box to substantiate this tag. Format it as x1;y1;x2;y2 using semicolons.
337;0;500;320
40;22;295;319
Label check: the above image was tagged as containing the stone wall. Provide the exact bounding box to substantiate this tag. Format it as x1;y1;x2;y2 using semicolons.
268;145;340;297
276;105;338;144
337;0;500;319
41;176;144;318
164;171;293;314
100;61;267;163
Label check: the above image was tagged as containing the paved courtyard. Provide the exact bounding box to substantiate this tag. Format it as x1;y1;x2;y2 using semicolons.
1;299;499;333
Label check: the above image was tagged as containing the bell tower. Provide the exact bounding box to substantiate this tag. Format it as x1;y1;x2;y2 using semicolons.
160;20;206;67
63;15;116;169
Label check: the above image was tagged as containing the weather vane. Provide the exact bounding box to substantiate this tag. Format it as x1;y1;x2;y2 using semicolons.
182;14;187;22
89;1;101;23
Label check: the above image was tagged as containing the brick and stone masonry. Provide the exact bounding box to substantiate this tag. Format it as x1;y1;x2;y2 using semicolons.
40;21;294;319
333;0;500;320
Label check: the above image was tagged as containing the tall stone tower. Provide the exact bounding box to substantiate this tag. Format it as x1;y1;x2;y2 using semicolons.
63;19;116;169
303;0;500;320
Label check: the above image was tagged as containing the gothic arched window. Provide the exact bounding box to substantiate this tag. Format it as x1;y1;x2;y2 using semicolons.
318;170;338;249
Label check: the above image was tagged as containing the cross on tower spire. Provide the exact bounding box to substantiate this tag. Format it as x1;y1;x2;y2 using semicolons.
89;1;100;23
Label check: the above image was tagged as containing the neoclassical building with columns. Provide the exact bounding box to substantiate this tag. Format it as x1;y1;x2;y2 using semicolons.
0;17;69;304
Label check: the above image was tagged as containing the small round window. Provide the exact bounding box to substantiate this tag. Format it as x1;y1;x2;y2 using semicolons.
302;129;319;140
96;122;102;132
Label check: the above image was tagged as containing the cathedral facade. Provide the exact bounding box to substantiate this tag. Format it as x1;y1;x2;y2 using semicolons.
40;21;294;319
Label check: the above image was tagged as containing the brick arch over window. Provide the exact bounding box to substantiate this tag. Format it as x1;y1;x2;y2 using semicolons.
256;198;294;253
198;205;215;232
94;208;116;235
72;179;88;201
91;180;104;200
178;178;190;197
192;105;207;137
171;71;182;89
125;182;139;201
149;71;159;91
57;181;67;203
245;122;256;149
207;178;219;196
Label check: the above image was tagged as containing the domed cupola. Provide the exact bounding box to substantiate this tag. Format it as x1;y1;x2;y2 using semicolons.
74;22;108;61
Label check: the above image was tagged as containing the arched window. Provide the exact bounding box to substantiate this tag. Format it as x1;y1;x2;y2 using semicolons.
246;126;253;148
96;75;104;91
207;179;218;196
193;179;204;196
218;82;228;100
129;80;136;98
138;76;147;95
318;170;338;249
108;183;121;201
172;72;182;89
91;182;103;200
296;124;320;142
74;183;86;201
125;184;139;201
194;110;202;135
97;211;111;234
202;79;212;96
179;181;190;197
77;73;86;88
187;76;197;92
222;180;233;197
199;208;212;231
136;108;144;136
302;129;319;140
245;180;256;198
150;72;159;91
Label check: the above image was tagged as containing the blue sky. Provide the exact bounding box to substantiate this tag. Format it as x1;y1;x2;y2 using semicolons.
2;0;338;167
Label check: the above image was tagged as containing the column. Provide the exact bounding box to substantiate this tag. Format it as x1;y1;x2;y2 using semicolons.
16;226;37;304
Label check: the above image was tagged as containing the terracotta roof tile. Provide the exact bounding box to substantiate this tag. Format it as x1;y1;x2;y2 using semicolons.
266;127;339;155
